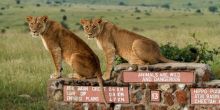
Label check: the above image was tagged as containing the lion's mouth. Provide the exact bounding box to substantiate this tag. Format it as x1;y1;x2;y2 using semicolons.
30;32;40;38
87;35;95;39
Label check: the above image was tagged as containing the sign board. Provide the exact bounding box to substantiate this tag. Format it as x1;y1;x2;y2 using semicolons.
122;71;194;83
191;88;220;105
63;86;129;103
150;90;160;102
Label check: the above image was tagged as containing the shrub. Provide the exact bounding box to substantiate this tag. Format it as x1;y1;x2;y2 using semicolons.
134;7;141;13
187;2;192;6
75;22;80;26
208;6;218;13
145;11;151;16
118;1;126;6
195;9;202;13
1;29;6;33
55;1;61;4
161;4;170;9
16;0;20;4
1;7;5;10
161;33;220;63
62;15;67;21
132;27;143;31
60;9;65;12
160;43;199;62
36;4;41;7
136;17;141;20
115;55;127;65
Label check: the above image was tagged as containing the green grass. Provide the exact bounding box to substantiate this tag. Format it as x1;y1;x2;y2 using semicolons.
0;1;220;109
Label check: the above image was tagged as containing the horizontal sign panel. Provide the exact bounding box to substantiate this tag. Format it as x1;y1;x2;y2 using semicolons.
63;86;129;103
191;88;220;105
122;71;194;83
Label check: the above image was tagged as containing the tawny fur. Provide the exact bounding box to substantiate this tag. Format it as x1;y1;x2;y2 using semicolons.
26;16;107;106
80;18;176;80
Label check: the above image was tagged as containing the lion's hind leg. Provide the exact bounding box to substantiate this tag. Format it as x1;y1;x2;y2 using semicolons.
68;53;97;79
132;39;160;64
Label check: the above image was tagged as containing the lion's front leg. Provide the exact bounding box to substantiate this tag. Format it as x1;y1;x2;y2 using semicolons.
50;47;62;79
103;46;116;80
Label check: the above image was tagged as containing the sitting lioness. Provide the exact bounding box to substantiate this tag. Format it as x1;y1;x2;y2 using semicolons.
80;18;178;80
26;16;107;106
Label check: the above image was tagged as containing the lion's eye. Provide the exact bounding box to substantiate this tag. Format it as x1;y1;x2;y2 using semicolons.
30;23;34;25
85;26;89;30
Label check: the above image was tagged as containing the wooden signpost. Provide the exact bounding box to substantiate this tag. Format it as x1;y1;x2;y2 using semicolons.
122;71;194;83
63;86;129;103
191;88;220;105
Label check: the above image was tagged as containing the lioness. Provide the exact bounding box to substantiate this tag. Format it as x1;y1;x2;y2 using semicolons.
80;18;179;80
26;16;107;106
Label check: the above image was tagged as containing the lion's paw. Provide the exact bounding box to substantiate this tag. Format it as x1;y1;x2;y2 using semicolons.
102;72;111;80
50;73;61;79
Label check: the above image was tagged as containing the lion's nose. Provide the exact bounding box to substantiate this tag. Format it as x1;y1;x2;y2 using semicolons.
33;30;37;33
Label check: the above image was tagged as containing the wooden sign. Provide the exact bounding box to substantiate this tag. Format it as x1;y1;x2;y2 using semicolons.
150;90;160;102
63;86;129;103
122;71;194;83
191;88;220;105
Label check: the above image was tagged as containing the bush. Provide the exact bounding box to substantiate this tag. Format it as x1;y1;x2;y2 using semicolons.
62;15;67;21
208;6;218;13
161;33;220;63
60;9;65;12
1;29;6;34
46;1;51;4
136;17;141;20
161;4;170;9
1;7;5;10
195;9;202;13
36;4;41;7
160;43;199;62
187;2;192;6
115;55;127;65
16;0;20;4
118;1;126;6
145;11;151;16
134;7;141;13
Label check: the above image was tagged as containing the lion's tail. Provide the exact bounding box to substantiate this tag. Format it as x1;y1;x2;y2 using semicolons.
159;55;177;63
96;70;108;107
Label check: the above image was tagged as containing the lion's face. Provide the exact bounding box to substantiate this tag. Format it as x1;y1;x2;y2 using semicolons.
26;16;48;37
80;18;102;39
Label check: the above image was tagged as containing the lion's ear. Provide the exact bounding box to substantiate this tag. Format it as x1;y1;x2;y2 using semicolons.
41;16;48;22
26;16;33;22
80;19;86;25
94;18;102;24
